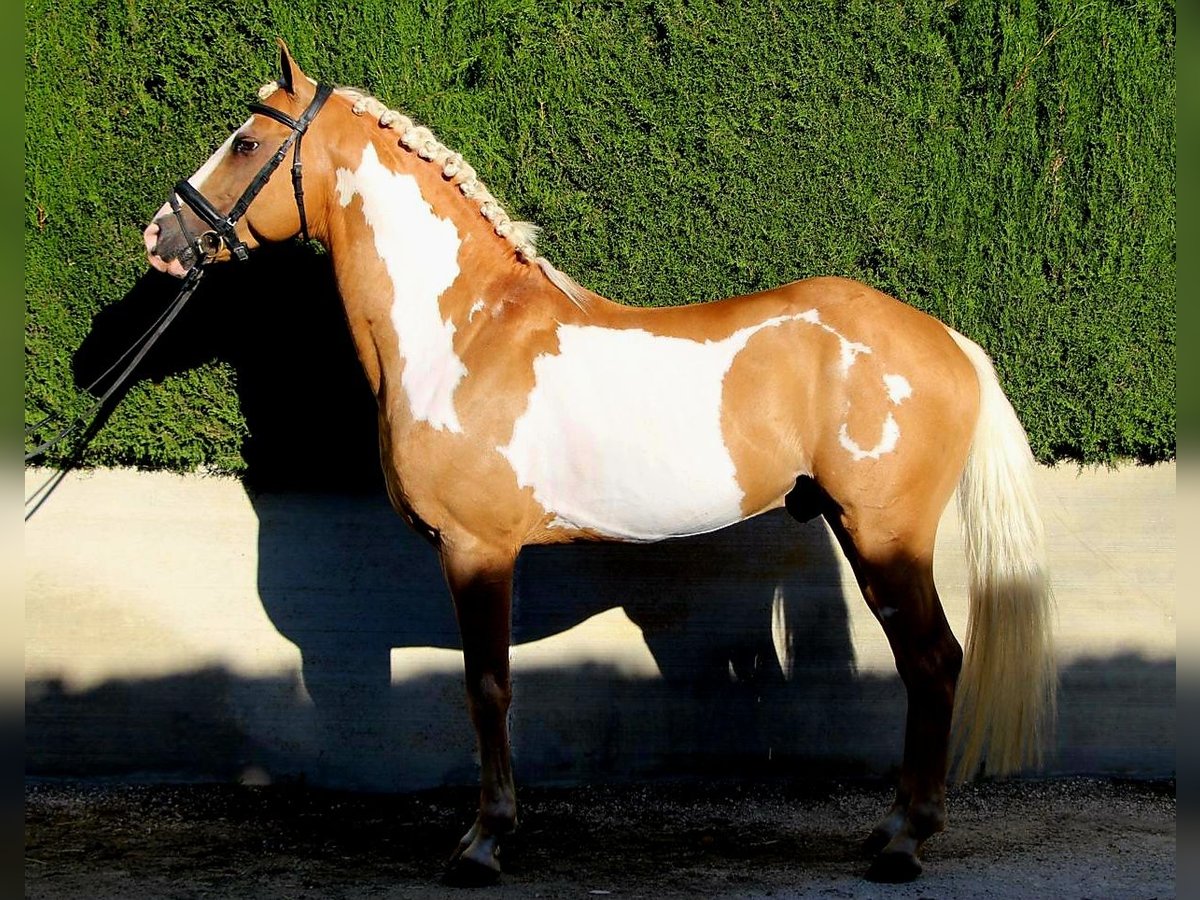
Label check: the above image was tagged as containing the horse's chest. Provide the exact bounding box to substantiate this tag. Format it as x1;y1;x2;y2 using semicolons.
497;324;772;542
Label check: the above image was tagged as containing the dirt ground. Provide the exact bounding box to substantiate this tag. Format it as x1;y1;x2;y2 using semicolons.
26;777;1174;899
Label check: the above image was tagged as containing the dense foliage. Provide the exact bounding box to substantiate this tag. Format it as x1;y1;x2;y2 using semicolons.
25;0;1175;476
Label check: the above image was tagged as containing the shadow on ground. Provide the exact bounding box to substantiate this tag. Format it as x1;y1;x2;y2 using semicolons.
26;651;1175;789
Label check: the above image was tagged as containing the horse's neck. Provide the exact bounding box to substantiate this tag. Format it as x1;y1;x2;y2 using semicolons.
323;135;573;409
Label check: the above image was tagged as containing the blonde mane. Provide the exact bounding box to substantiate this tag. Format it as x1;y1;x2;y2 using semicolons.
258;81;590;310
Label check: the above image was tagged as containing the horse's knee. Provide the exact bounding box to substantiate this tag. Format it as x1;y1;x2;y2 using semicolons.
910;628;962;680
466;672;512;727
472;672;511;706
858;562;961;693
943;633;964;682
895;628;962;702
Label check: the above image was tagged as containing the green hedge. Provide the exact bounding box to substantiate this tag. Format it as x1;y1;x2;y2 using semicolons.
25;0;1175;475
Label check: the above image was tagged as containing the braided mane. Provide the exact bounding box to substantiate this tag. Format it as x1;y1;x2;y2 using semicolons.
258;81;590;310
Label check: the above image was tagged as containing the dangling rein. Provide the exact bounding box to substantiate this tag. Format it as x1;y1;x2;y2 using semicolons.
25;83;333;464
24;266;207;463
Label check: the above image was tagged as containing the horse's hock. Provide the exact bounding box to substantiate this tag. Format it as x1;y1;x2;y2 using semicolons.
25;462;1174;787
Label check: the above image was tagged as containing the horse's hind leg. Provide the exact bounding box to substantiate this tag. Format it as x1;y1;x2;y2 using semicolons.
440;541;519;884
824;510;962;882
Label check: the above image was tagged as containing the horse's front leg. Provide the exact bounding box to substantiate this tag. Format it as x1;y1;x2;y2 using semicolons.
441;541;518;884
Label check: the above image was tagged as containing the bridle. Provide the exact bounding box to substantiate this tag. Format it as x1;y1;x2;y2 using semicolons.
25;82;333;466
169;81;333;265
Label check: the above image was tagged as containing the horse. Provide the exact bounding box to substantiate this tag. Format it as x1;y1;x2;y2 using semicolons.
142;44;1054;884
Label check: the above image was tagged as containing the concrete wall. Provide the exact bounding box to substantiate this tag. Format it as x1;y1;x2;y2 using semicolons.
25;464;1174;788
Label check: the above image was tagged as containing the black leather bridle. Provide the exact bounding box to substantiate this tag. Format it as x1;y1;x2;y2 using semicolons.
25;83;334;466
170;81;333;264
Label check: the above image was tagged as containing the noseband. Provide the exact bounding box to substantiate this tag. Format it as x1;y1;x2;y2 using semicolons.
169;81;333;264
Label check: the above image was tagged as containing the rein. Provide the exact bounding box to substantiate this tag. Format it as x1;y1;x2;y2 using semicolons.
25;83;333;463
24;266;206;462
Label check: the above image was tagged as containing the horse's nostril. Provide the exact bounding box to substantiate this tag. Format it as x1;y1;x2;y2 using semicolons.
144;220;162;255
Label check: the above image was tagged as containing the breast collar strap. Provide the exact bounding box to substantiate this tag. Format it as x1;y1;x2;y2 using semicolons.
171;81;333;263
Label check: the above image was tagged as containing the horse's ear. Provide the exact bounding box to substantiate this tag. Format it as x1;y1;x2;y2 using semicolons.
276;38;300;95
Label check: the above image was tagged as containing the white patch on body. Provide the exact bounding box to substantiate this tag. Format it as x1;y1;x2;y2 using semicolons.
798;309;871;374
796;310;902;462
883;373;912;405
335;142;466;432
499;314;811;541
835;372;912;463
838;413;901;461
468;299;485;322
838;338;872;374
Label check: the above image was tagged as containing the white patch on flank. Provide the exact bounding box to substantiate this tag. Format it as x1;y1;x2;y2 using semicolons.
499;315;810;541
838;413;901;461
336;142;466;432
468;299;486;322
838;338;872;374
796;313;902;461
798;309;821;325
883;373;912;405
797;309;871;375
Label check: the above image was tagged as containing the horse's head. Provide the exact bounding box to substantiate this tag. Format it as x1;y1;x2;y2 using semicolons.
144;43;334;277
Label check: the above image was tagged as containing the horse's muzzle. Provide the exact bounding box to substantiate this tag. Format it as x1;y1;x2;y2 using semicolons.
144;212;193;278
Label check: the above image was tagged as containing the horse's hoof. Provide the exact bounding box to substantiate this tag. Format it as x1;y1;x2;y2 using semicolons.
865;849;923;883
443;853;501;887
444;825;503;887
863;804;906;858
862;826;893;857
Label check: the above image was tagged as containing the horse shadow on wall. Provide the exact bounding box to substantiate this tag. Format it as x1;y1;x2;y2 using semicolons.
71;248;869;788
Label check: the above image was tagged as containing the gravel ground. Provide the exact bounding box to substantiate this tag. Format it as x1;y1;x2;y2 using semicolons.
25;777;1174;899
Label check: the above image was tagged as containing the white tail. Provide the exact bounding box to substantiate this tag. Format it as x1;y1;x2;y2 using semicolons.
946;330;1056;781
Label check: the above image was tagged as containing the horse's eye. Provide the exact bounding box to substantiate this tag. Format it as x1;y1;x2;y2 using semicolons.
234;138;260;155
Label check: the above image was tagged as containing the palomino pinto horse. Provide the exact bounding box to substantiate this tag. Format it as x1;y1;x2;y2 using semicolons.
144;46;1054;884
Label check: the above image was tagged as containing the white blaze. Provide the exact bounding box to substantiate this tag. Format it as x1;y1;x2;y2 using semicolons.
153;119;252;224
190;118;253;189
499;314;811;541
335;142;466;432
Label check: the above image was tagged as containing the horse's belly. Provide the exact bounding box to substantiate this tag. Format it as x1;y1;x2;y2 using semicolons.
498;324;780;542
521;423;747;541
